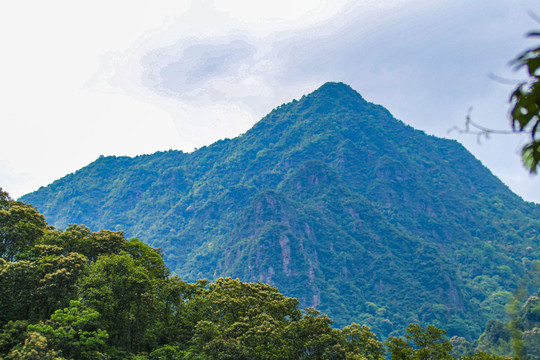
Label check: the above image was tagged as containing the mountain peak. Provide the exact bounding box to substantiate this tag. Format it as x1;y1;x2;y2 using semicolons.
290;82;368;117
315;81;354;93
307;82;365;102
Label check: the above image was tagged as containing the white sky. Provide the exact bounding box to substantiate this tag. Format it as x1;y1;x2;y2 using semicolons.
0;0;539;203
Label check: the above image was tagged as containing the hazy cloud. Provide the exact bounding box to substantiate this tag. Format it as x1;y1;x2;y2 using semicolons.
143;38;257;96
90;0;540;201
0;161;32;198
1;0;539;202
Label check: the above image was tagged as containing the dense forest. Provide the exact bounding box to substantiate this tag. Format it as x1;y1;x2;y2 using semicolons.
22;83;540;340
3;188;538;359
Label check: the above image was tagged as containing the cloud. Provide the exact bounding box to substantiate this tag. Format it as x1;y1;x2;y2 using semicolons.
88;0;540;202
108;0;536;134
0;161;32;199
143;38;257;96
2;0;538;201
93;1;355;150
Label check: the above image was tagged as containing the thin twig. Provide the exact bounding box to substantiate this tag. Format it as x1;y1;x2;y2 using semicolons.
487;73;523;85
448;108;517;145
527;10;540;24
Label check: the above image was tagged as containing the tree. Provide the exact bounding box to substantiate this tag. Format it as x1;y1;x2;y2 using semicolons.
78;253;158;353
26;300;109;360
189;278;302;359
283;308;342;360
0;320;29;357
42;225;127;263
0;188;46;262
385;324;453;360
510;30;540;172
124;238;168;280
452;27;540;173
202;278;302;326
461;351;513;360
0;246;86;325
340;323;385;360
7;331;64;360
148;276;205;348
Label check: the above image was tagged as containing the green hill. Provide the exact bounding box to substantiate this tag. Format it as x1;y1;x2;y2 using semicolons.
21;82;540;340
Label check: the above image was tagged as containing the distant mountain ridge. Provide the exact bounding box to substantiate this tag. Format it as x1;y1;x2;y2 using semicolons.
21;82;540;340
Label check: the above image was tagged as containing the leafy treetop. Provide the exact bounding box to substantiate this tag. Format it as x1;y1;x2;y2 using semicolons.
511;29;540;172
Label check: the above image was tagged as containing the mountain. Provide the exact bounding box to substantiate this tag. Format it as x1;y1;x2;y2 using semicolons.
21;82;540;340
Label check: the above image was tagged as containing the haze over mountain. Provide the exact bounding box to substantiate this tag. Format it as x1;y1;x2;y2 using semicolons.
21;82;540;339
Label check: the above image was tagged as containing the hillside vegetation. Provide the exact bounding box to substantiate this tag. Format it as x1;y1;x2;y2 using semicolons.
1;189;527;359
21;82;540;339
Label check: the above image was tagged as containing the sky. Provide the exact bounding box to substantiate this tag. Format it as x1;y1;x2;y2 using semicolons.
1;0;539;202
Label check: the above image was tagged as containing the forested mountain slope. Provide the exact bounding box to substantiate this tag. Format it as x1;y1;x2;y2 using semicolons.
22;82;540;339
1;189;516;359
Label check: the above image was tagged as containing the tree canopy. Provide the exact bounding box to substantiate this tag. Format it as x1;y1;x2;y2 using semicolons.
0;188;517;359
511;29;540;172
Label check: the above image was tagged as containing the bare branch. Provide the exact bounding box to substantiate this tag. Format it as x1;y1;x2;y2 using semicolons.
487;73;523;85
448;108;517;145
527;10;540;24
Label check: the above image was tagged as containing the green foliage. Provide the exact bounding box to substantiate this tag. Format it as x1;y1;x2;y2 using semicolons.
7;331;65;360
27;301;109;360
511;31;540;172
0;246;86;324
0;320;29;356
450;336;475;358
146;344;187;360
340;323;386;360
0;196;510;359
461;351;513;360
18;83;540;340
385;324;453;360
0;189;46;262
203;278;302;324
78;253;157;353
476;268;540;360
124;238;168;279
40;225;127;263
